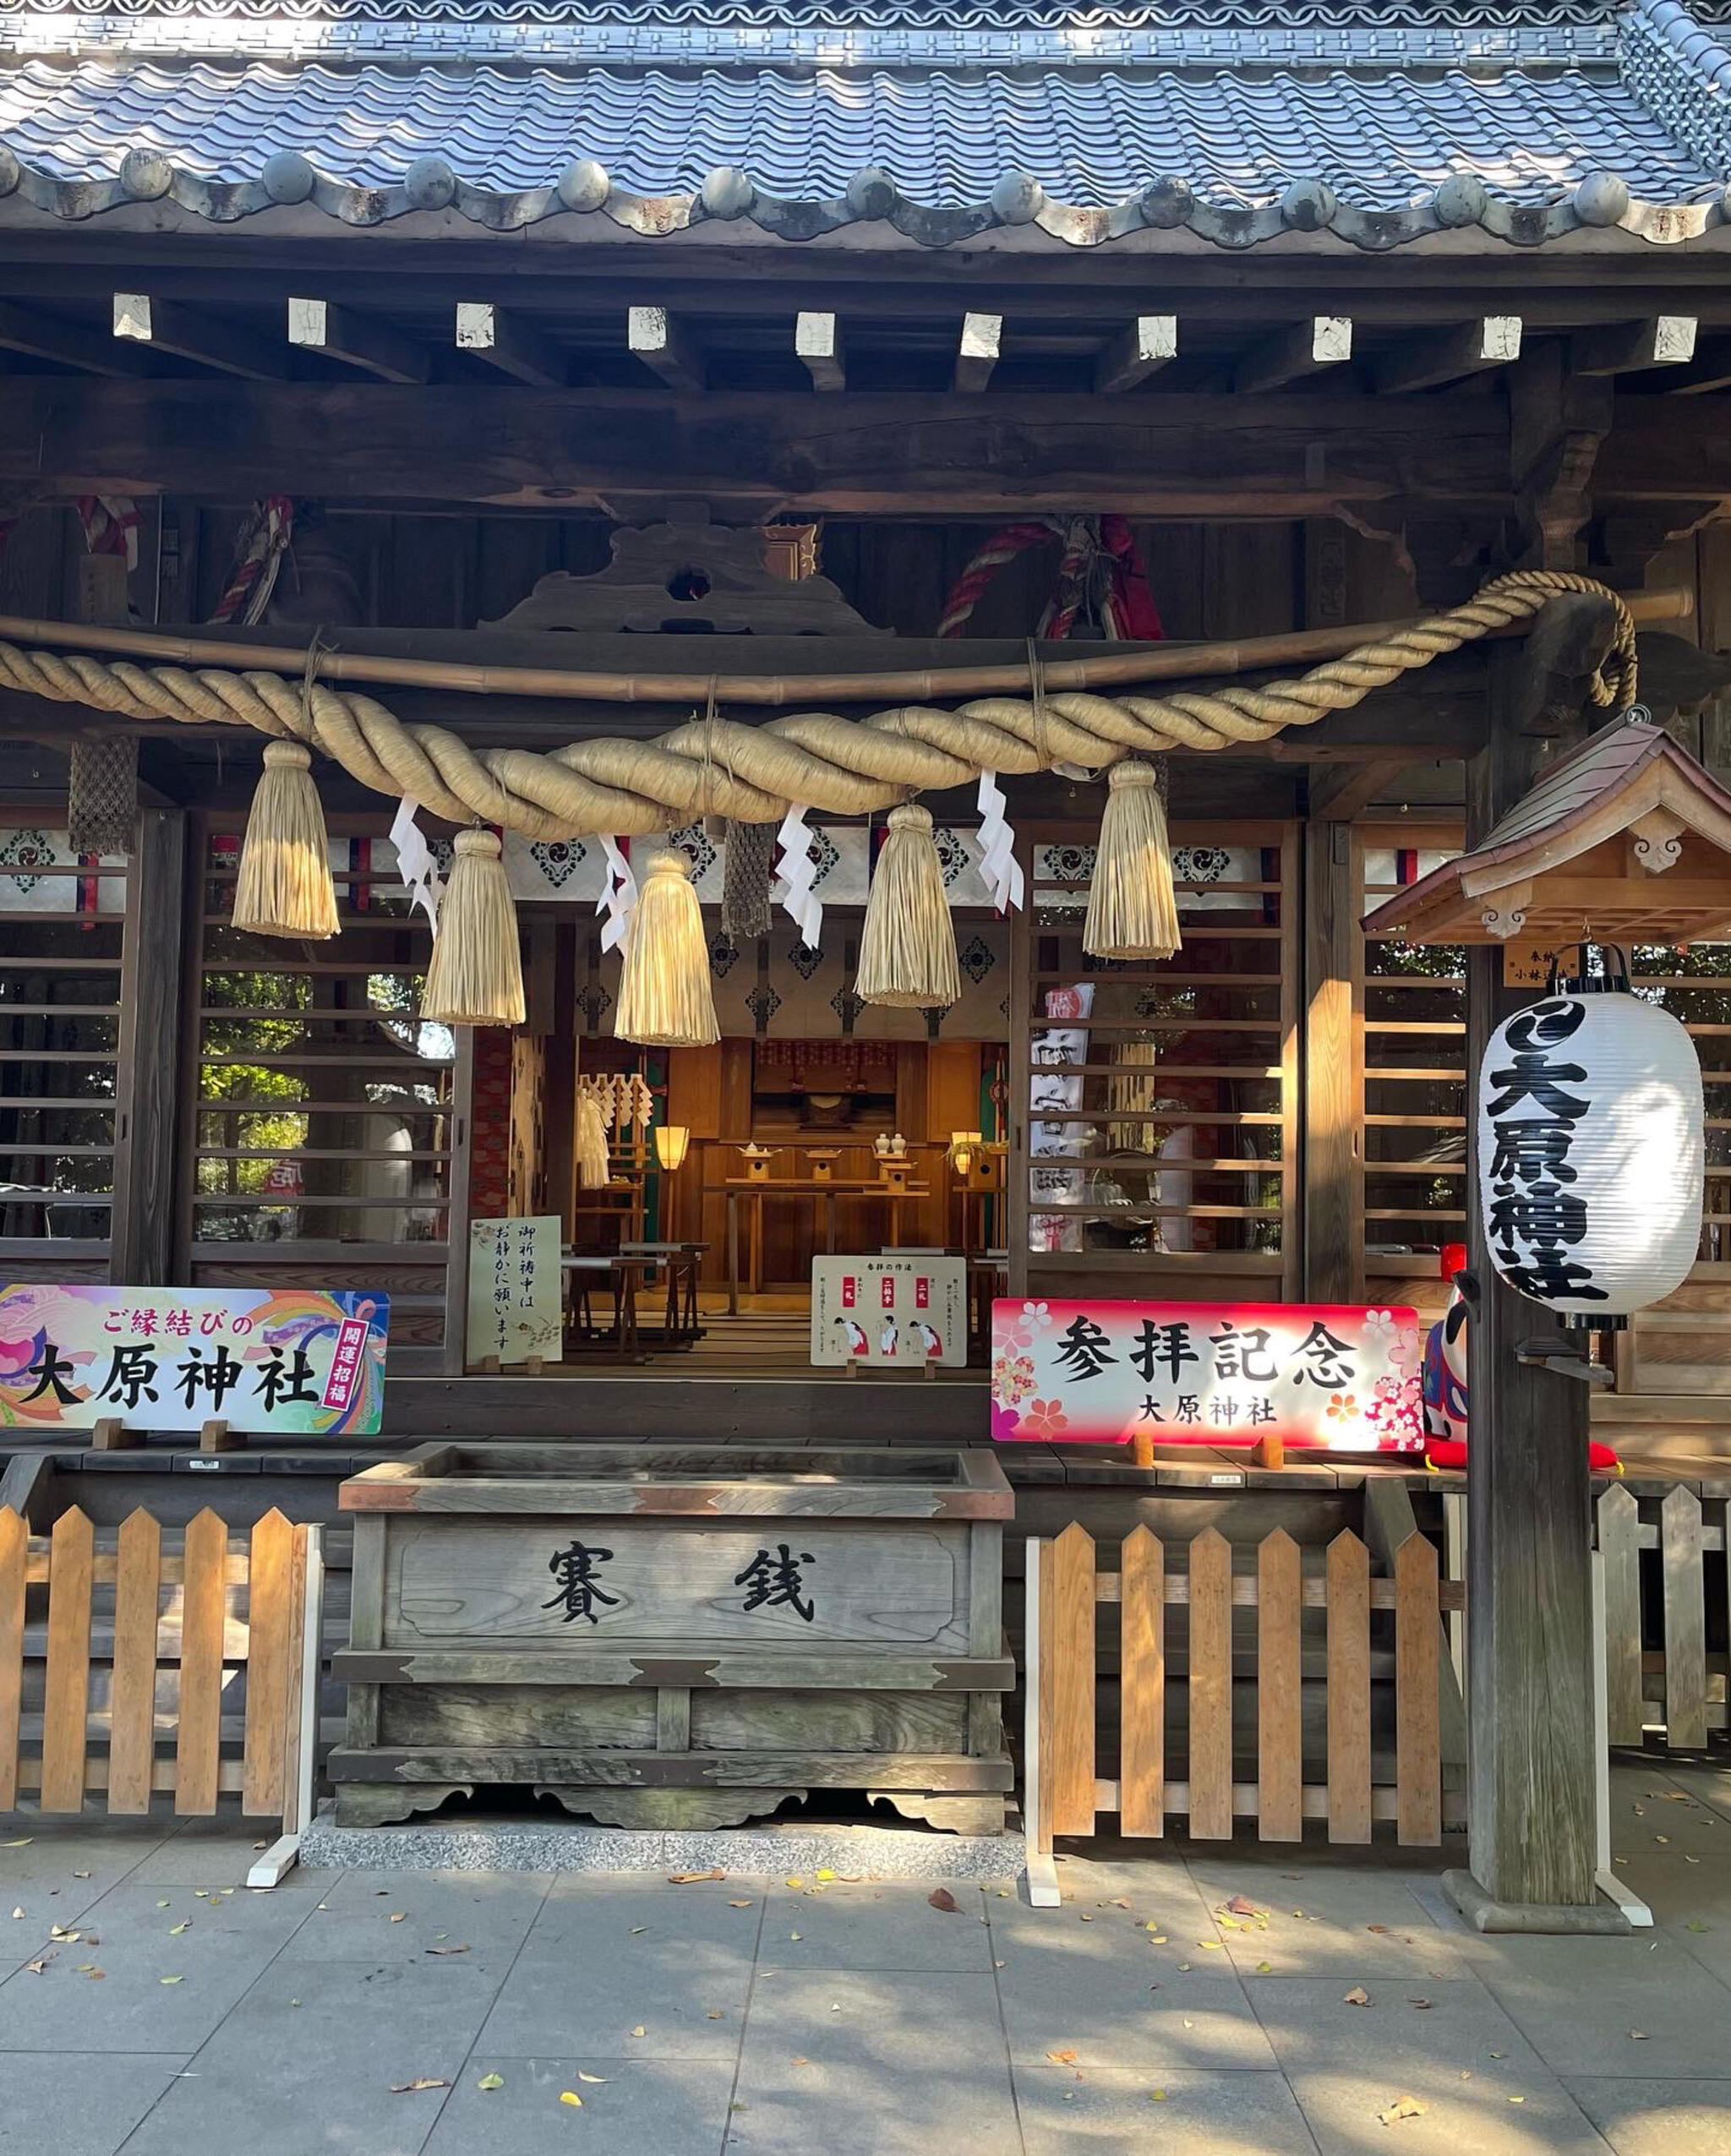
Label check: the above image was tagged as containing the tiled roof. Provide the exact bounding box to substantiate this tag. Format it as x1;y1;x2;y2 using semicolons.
0;0;1728;247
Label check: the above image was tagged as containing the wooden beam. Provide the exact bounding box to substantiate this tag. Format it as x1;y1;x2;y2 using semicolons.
1094;315;1177;395
627;306;703;390
1374;316;1523;396
110;805;186;1284
0;380;1517;518
1450;598;1619;1928
1302;816;1362;1302
454;302;568;388
795;311;846;392
1234;315;1352;396
111;294;288;382
954;313;1002;394
1305;757;1412;821
0;299;149;379
1572;315;1697;376
287;297;429;385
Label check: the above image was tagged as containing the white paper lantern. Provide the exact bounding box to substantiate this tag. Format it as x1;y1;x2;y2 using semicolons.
1477;976;1704;1318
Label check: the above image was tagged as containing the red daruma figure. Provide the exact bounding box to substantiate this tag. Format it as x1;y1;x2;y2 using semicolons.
1420;1242;1620;1473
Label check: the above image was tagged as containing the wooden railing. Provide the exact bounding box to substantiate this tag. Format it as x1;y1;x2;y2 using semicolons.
0;1505;323;1883
1597;1482;1728;1751
1024;1522;1460;1902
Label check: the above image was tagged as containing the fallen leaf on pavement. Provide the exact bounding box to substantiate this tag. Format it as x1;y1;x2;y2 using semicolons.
1509;2095;1526;2105
2;1837;32;1847
159;1976;183;1986
1630;2030;1648;2041
1344;1987;1371;2006
388;1913;407;1924
729;1901;753;1909
1378;2096;1428;2126
390;2078;450;2093
576;2071;609;2084
72;1871;90;1880
630;1927;647;1936
23;1957;49;1974
707;2011;724;2021
168;1922;190;1936
630;2027;646;2039
1687;1920;1712;1934
928;1888;959;1913
1046;2049;1078;2066
477;2072;505;2092
1255;1962;1273;1974
669;1869;724;1885
1226;1896;1264;1918
1408;1999;1433;2010
1367;1924;1390;1935
559;2092;583;2108
425;1945;470;1957
817;1869;837;1882
8;1908;19;1920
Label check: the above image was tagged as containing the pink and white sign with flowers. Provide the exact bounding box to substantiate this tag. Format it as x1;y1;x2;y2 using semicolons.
991;1298;1425;1451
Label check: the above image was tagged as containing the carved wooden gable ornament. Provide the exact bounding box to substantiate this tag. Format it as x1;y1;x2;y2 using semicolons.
481;505;886;637
1362;715;1731;948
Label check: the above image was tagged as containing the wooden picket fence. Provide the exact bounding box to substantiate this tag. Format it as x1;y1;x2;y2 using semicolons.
1597;1483;1728;1752
0;1506;323;1880
1024;1523;1461;1901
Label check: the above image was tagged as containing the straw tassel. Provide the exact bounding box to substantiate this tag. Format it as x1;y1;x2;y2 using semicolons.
420;827;526;1027
856;803;963;1009
232;740;339;939
1084;760;1182;961
614;849;720;1048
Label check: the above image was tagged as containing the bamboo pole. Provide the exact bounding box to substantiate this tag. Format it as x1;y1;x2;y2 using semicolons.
0;589;1693;711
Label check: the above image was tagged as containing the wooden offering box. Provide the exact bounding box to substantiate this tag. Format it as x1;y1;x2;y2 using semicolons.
331;1443;1014;1832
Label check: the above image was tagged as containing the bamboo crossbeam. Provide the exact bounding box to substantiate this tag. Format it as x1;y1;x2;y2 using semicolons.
0;587;1692;710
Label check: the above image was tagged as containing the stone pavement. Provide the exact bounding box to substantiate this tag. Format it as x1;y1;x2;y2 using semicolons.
2;1757;1730;2156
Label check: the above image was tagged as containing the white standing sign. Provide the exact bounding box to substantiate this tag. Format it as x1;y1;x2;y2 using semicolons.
811;1255;968;1367
468;1215;563;1366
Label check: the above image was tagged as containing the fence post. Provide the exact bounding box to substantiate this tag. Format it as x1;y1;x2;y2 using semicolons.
1021;1535;1061;1908
1659;1486;1708;1751
1592;1549;1654;1929
248;1522;326;1890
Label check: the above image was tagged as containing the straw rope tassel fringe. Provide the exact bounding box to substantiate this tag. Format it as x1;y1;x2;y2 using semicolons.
856;803;963;1010
615;849;720;1048
1084;759;1182;961
420;827;525;1027
232;738;340;939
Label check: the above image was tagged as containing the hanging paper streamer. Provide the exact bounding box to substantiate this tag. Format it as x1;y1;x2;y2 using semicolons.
390;796;444;936
596;834;637;954
777;804;823;950
975;771;1025;916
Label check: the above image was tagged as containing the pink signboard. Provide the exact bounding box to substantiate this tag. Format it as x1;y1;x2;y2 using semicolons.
991;1299;1425;1451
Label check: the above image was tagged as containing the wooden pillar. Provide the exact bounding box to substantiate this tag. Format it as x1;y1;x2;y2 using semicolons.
110;805;187;1285
1303;817;1362;1302
440;1026;476;1376
1445;599;1624;1931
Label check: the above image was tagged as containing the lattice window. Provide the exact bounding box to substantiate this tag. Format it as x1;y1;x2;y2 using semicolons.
0;821;127;1264
1013;821;1299;1299
190;816;453;1253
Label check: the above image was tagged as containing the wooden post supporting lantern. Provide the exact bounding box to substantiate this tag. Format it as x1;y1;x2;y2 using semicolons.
1362;603;1731;1931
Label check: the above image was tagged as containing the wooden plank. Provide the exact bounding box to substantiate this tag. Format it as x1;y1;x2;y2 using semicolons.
1033;1536;1057;1861
1118;1525;1165;1836
1095;315;1177;395
454;302;567;388
1374;316;1521;395
174;1509;227;1815
0;379;1518;516
1188;1526;1233;1839
112;294;288;381
287;298;429;385
1596;1483;1644;1747
0;1507;23;1809
627;306;703;390
106;1508;161;1817
242;1509;295;1818
795;312;846;392
1325;1529;1372;1843
40;1507;94;1813
1256;1528;1303;1842
954;313;1002;394
1394;1531;1442;1846
1660;1483;1708;1750
1049;1521;1096;1837
1235;315;1351;395
1572;317;1696;376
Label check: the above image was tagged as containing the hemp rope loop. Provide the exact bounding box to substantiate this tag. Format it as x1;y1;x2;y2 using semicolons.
0;570;1635;844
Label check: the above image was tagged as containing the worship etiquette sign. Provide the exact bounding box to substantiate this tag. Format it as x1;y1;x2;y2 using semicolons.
991;1298;1425;1450
0;1284;390;1436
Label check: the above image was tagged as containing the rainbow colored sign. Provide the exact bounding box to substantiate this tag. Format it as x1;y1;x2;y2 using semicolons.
991;1298;1424;1451
0;1285;389;1436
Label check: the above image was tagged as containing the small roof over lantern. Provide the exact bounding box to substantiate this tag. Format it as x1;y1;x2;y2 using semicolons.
1360;715;1731;949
